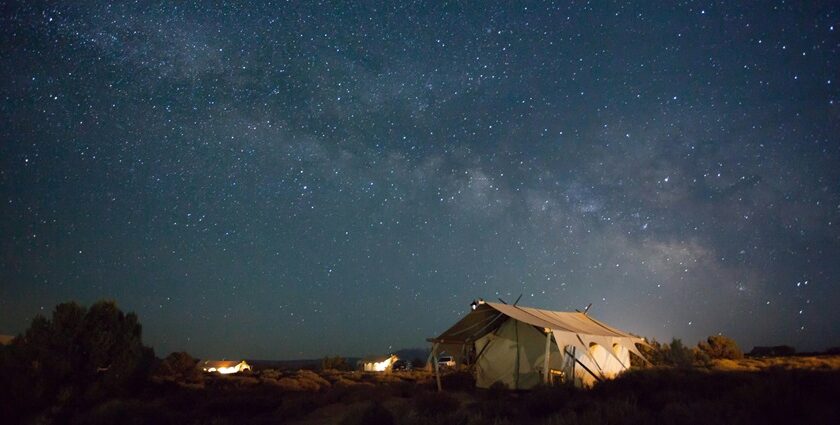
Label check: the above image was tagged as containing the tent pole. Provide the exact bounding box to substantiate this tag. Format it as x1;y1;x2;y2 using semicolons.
576;334;605;375
431;342;442;392
468;333;498;386
474;339;492;362
543;330;552;384
426;343;437;372
469;313;505;339
564;348;603;384
449;310;501;337
514;320;520;390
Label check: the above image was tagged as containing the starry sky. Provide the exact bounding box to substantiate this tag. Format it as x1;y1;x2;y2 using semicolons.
1;1;839;359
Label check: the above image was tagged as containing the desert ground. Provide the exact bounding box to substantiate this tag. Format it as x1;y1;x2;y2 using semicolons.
76;355;839;425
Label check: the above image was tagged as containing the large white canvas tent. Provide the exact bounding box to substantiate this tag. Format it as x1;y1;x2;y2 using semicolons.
427;300;648;390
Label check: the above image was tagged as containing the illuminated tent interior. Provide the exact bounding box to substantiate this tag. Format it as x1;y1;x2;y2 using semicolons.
0;334;14;346
427;301;648;390
199;360;252;375
360;354;398;372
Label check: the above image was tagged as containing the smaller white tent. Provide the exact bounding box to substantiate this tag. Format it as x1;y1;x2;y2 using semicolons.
199;360;252;374
428;301;648;390
360;354;398;372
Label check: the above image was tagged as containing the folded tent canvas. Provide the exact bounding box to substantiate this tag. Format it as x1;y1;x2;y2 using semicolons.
428;301;648;389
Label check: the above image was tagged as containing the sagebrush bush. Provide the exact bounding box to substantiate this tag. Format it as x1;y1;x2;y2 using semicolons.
298;369;332;388
322;356;352;371
663;339;698;368
440;370;476;390
155;352;201;383
698;335;743;360
523;385;578;418
340;402;394;425
77;398;176;425
413;390;460;417
276;376;318;392
636;338;666;366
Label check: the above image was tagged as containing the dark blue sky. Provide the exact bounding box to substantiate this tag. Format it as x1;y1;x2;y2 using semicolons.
1;1;839;359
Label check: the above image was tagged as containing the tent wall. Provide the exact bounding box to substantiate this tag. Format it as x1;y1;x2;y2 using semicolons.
475;319;566;389
552;344;630;388
569;343;631;387
474;319;634;390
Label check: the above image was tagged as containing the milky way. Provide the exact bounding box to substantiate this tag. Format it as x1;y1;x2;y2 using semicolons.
1;2;839;359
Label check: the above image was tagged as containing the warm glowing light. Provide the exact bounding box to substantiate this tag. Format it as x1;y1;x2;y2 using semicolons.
363;355;398;372
202;361;252;375
216;365;245;374
372;357;395;372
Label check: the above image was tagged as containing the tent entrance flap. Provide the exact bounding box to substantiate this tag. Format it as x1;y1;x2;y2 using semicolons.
565;348;603;383
429;342;442;392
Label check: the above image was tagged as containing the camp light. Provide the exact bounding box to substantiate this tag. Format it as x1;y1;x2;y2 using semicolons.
470;298;486;310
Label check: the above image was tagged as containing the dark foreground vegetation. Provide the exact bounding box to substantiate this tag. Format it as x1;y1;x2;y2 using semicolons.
2;301;839;424
4;364;839;424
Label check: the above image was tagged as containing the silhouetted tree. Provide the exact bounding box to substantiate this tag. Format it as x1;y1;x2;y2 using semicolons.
0;300;154;422
155;351;201;382
322;356;352;371
635;338;666;367
698;335;744;359
664;339;695;368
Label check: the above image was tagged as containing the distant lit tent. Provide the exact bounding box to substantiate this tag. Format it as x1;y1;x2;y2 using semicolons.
360;354;398;372
0;334;14;346
199;360;252;374
427;300;648;390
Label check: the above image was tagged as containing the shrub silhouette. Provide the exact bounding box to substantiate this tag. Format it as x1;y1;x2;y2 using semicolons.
698;335;743;359
156;351;201;382
664;339;696;368
636;338;667;366
413;391;459;417
340;402;394;425
0;300;154;421
322;355;352;371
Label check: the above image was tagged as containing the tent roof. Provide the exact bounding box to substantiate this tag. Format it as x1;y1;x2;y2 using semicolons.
430;301;642;344
199;360;249;368
361;354;397;363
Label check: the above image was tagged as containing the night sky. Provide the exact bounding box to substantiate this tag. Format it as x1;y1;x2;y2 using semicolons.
2;2;839;360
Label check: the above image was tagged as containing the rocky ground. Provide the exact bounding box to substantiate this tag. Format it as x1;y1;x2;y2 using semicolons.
76;357;840;424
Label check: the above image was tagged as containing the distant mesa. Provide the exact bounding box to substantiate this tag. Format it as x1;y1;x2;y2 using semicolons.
748;346;796;357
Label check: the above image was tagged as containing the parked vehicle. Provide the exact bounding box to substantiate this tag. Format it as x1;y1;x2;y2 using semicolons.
392;359;412;371
437;355;456;368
